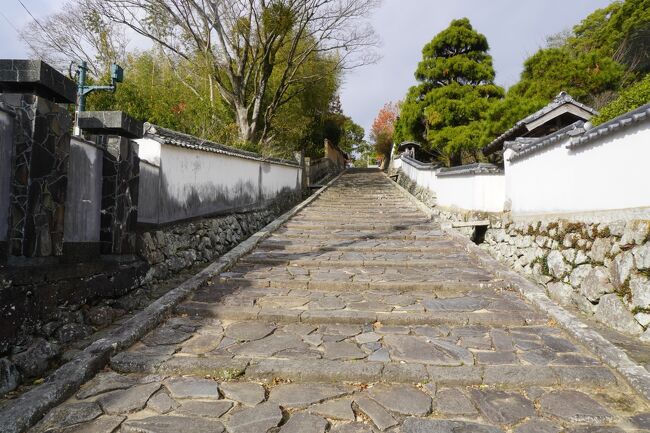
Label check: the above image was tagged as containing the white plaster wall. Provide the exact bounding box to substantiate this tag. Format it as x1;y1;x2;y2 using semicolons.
64;138;103;242
400;156;504;212
137;142;301;224
506;122;650;216
436;174;505;212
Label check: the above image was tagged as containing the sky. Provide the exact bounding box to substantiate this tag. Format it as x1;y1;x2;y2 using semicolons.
1;0;616;137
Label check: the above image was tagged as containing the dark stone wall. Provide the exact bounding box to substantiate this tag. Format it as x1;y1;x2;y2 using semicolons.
0;93;71;258
101;136;139;254
0;109;13;262
0;258;148;355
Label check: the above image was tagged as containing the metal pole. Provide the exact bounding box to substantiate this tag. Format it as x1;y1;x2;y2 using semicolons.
74;61;88;136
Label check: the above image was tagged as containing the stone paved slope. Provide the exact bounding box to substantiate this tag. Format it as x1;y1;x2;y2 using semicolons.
29;170;650;433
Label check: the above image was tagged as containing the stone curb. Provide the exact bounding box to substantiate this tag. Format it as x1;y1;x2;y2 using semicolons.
0;170;347;433
386;172;650;403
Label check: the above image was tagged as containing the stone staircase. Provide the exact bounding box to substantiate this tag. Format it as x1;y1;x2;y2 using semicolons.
29;170;650;433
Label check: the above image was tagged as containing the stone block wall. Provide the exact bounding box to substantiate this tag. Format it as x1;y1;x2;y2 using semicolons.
394;170;650;341
138;189;301;280
0;93;71;258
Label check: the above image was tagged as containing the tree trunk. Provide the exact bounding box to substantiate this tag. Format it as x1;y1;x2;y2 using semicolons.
235;103;254;142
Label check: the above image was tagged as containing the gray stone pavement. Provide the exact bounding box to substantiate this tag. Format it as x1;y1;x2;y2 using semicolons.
28;171;650;432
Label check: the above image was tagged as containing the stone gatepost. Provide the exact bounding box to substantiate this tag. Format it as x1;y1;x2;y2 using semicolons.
77;111;143;254
0;60;76;258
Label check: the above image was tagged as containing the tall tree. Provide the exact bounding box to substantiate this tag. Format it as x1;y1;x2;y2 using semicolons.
394;18;503;166
371;102;398;168
88;0;380;145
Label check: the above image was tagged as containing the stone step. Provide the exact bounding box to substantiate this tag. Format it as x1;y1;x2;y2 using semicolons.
272;230;445;241
176;302;541;327
216;277;505;292
109;352;618;392
257;242;458;253
282;222;434;231
290;214;428;222
239;251;474;267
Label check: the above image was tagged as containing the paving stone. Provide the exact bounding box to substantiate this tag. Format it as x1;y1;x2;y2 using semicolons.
426;366;483;385
158;355;248;379
539;390;612;423
176;400;233;418
553;367;617;387
381;363;428;382
142;325;194;346
330;422;376;433
401;417;505;433
469;389;535;425
122;415;225;433
147;392;179;414
367;348;390;362
279;412;328;433
59;415;126;433
225;322;276;341
311;297;346;310
269;383;349;408
477;351;518;365
76;371;138;399
309;398;355;421
181;334;223;354
226;402;282;433
629;413;650;429
434;388;477;416
232;333;307;357
483;365;558;386
355;332;381;344
513;419;561;433
367;384;431;416
323;342;367;360
110;347;174;373
383;335;473;366
355;396;398;431
97;383;161;414
247;359;383;382
32;402;102;433
284;323;318;335
219;382;265;406
164;377;219;399
562;427;624;433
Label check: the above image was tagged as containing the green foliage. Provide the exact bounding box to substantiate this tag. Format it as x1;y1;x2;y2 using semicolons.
592;73;650;124
395;18;503;166
508;48;624;104
569;0;650;75
87;51;239;144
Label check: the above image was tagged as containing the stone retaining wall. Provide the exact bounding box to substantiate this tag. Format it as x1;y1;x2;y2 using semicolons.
138;206;289;281
394;169;650;342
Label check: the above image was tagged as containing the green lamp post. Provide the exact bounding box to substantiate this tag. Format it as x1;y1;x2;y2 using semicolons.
73;61;124;135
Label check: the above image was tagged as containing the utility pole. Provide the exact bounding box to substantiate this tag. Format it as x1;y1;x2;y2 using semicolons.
73;61;124;135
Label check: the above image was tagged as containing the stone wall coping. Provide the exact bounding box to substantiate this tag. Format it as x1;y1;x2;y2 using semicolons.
568;103;650;150
144;123;300;168
0;59;76;104
78;111;144;139
400;154;439;171
70;135;106;153
0;170;346;433
437;162;503;177
506;121;585;163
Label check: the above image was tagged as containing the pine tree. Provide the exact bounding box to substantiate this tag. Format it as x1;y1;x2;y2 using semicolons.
395;18;503;166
